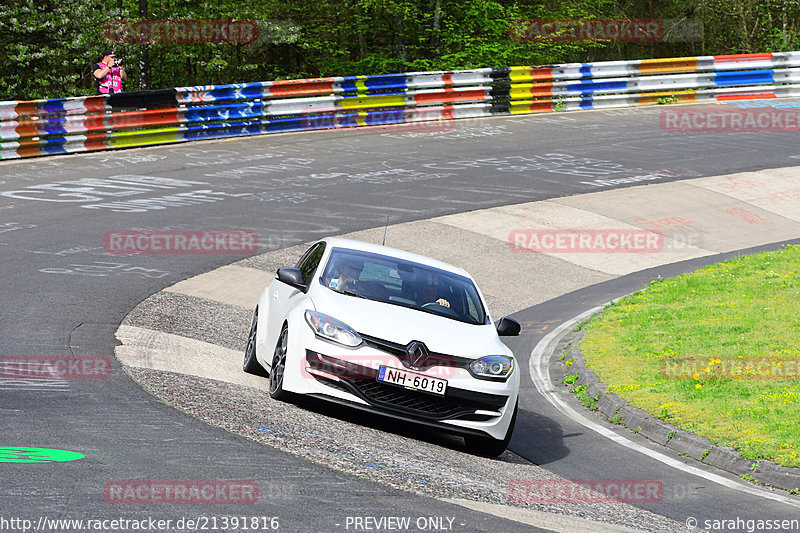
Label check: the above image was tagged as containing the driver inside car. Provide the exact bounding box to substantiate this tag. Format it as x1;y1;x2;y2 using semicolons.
330;258;363;292
419;283;451;308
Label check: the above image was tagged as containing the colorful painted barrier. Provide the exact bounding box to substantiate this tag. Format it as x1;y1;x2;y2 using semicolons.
3;51;800;159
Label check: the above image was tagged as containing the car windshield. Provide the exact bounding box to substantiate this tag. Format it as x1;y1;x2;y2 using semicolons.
320;248;488;325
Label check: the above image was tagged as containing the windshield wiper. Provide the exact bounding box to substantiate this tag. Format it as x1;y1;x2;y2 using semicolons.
340;289;366;299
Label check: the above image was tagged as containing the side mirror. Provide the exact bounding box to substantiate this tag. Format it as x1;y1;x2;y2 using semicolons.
276;267;307;292
496;317;521;337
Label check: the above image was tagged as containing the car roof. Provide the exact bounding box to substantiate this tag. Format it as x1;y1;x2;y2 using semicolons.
321;237;473;279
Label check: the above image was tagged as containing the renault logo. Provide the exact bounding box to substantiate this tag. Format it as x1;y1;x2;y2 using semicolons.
405;341;429;369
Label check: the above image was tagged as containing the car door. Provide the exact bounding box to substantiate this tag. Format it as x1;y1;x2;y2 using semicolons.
265;242;327;356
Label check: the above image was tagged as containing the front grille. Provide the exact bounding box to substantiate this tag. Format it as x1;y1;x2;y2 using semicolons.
361;335;406;358
351;379;459;417
346;378;506;420
360;333;472;371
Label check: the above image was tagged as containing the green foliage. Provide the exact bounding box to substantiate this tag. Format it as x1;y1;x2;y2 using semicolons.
572;383;598;410
4;0;800;100
1;0;115;99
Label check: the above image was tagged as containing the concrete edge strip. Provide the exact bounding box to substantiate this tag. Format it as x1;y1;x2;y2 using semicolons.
115;324;267;391
528;307;800;507
440;497;651;533
162;264;274;310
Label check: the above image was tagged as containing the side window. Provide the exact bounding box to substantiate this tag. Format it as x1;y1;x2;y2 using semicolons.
296;242;326;285
465;290;480;322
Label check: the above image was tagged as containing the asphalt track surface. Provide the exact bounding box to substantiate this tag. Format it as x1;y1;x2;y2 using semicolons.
2;102;800;532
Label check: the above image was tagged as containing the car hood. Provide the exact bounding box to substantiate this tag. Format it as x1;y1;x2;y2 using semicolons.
310;288;509;358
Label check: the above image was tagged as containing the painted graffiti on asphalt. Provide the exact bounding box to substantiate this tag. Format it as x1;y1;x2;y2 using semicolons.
0;175;250;213
39;261;170;278
1;175;206;203
421;153;677;186
203;159;315;179
0;222;36;235
380;124;513;140
175;148;290;168
269;169;455;186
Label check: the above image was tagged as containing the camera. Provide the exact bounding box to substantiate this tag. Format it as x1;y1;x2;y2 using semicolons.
115;57;123;65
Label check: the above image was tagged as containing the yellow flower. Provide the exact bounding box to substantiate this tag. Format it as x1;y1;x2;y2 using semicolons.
695;383;702;390
692;373;700;380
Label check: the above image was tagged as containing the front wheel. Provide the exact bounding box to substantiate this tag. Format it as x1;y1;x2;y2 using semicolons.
464;401;518;457
269;325;289;401
243;307;267;376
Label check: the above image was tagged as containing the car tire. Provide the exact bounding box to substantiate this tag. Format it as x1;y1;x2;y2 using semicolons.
243;307;267;376
269;324;289;401
464;400;518;457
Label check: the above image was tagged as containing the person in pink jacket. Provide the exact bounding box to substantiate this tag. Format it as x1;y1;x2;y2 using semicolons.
93;49;127;94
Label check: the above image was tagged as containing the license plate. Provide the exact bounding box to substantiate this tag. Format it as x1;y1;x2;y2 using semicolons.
377;366;447;396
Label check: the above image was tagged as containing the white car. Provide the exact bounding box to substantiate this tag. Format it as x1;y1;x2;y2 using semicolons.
243;237;521;456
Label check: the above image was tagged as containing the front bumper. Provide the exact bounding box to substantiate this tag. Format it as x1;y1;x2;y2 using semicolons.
307;350;508;421
279;322;518;440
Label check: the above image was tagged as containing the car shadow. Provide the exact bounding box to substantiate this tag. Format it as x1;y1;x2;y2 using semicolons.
507;405;574;466
291;394;486;455
288;393;573;464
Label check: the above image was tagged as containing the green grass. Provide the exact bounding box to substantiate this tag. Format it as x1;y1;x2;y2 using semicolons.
580;245;800;467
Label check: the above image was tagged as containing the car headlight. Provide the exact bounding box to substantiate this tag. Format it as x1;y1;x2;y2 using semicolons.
470;355;514;381
304;310;362;347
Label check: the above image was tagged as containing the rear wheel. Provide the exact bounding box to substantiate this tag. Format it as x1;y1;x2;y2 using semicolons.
243;307;267;376
464;401;518;457
269;325;289;400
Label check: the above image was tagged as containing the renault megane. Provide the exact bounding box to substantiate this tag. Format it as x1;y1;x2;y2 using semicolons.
243;237;521;456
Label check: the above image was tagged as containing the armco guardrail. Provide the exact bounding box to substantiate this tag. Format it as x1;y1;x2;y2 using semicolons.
3;51;800;160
